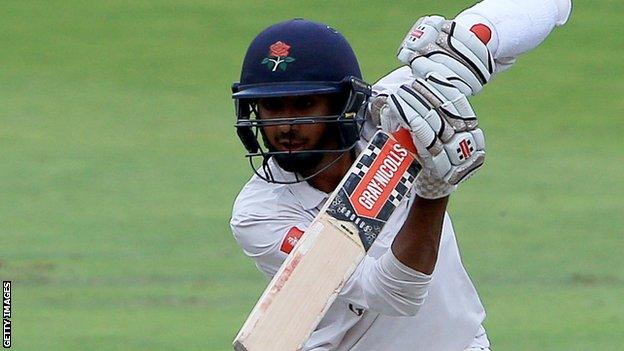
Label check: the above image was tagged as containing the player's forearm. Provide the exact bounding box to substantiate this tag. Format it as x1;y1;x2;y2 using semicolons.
391;195;449;275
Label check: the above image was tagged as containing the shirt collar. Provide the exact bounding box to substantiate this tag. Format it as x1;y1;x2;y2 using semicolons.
265;158;329;210
290;179;329;210
264;135;371;211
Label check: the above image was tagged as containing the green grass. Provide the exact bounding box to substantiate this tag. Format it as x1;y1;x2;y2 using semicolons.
1;1;622;350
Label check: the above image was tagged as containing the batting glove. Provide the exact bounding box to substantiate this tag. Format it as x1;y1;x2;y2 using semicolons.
372;73;486;199
397;15;495;96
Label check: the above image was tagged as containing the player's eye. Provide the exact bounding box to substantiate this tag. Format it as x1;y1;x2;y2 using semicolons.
258;98;284;112
293;96;315;110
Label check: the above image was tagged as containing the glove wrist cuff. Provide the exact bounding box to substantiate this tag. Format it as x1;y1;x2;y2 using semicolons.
414;172;455;199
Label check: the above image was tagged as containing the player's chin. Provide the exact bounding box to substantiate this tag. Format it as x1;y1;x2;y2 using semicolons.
274;152;323;174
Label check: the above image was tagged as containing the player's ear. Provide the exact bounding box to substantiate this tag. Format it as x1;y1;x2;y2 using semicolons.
236;120;260;154
233;83;261;154
329;92;349;114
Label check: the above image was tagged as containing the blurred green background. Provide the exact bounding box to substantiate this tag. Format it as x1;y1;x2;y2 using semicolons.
1;1;622;350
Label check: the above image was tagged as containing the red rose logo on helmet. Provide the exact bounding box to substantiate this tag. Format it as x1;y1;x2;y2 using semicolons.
270;41;290;57
262;41;296;71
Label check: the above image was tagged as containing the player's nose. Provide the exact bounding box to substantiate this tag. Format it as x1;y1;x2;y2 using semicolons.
277;107;304;132
276;122;293;133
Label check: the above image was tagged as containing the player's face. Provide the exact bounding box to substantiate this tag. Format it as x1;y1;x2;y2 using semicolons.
256;95;342;174
257;95;335;151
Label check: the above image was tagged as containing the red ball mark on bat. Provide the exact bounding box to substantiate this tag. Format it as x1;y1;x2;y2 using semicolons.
470;23;492;44
260;252;303;312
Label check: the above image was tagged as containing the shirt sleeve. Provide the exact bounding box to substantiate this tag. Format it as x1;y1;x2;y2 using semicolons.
333;194;437;317
455;0;572;71
230;200;312;279
338;249;432;317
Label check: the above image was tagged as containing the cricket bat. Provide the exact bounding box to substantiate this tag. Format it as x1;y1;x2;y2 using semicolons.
233;130;420;351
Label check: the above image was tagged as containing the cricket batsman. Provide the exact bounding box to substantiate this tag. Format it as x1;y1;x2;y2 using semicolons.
230;0;571;349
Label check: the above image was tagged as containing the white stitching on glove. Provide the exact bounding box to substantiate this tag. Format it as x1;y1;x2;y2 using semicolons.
372;73;486;199
397;15;495;96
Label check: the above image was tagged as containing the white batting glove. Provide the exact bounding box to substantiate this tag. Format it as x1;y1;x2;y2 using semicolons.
397;15;495;96
372;73;486;199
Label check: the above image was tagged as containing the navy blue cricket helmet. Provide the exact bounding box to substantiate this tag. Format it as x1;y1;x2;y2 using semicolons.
232;18;372;183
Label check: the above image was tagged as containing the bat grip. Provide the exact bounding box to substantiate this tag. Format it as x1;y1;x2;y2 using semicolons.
391;128;418;155
369;103;417;155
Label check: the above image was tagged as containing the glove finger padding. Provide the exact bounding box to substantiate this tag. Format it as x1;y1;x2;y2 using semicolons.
409;56;472;96
397;15;445;62
417;72;478;132
384;93;453;180
378;76;486;198
386;93;437;156
440;21;494;81
408;75;485;185
397;16;495;96
395;84;454;143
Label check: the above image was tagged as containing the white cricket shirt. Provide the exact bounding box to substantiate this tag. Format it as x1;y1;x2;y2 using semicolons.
231;156;488;350
231;1;571;349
